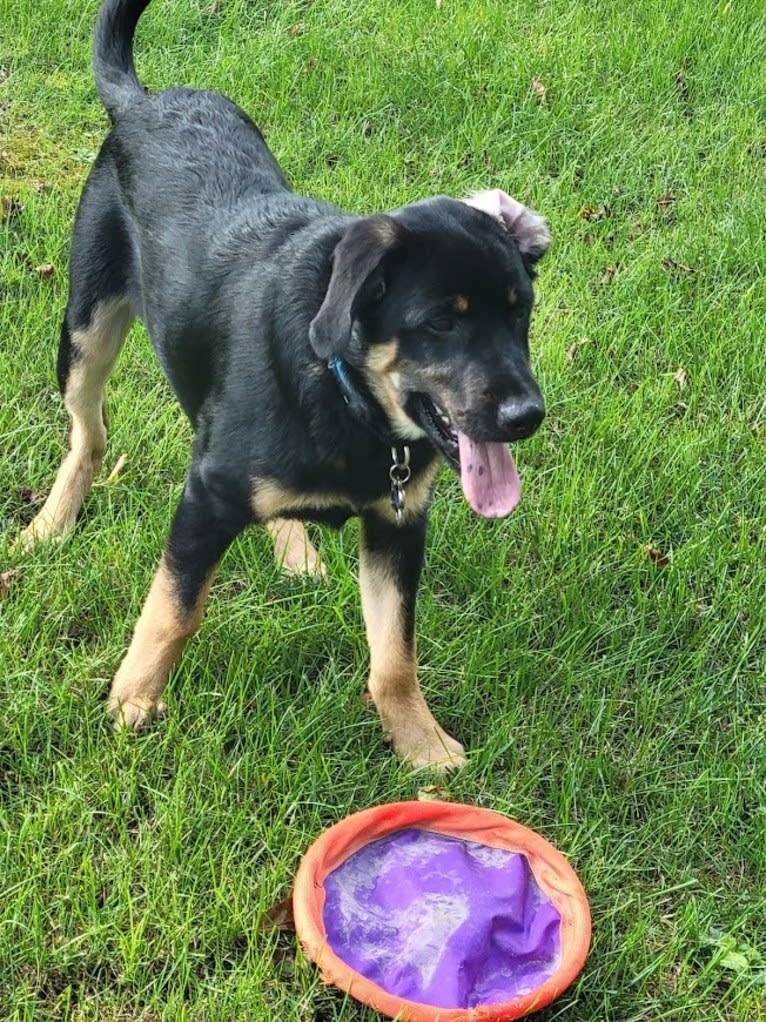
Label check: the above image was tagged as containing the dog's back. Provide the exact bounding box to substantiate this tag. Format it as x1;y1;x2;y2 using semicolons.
91;1;294;308
85;1;354;423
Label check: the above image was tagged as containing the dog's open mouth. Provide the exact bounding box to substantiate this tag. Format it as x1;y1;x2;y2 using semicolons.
411;395;522;518
412;395;460;466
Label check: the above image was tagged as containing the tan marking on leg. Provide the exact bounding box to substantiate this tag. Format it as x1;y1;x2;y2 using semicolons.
108;557;213;730
360;546;465;771
267;518;326;576
18;299;133;550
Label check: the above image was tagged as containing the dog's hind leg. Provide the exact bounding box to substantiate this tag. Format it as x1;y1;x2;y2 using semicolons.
18;167;137;551
18;297;133;550
108;466;250;729
266;518;326;576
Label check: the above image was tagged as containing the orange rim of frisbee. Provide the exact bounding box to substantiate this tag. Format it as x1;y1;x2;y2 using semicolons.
293;801;591;1022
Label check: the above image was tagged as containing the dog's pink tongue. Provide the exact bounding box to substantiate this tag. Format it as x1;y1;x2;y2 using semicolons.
457;432;521;517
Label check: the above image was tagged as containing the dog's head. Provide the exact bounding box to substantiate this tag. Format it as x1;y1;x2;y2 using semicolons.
309;189;550;517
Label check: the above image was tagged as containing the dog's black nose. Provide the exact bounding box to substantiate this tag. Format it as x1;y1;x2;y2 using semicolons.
497;395;545;438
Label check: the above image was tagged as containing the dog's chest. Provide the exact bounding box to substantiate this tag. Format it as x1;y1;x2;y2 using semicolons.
250;453;439;528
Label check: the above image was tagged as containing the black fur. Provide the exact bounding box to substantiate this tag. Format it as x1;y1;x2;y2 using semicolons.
56;320;76;395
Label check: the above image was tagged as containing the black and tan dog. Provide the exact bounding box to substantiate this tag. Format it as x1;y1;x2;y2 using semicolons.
20;0;550;769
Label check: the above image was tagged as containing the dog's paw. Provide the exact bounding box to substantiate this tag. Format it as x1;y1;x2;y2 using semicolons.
396;727;467;774
13;514;61;554
281;545;327;578
267;519;327;577
108;696;167;731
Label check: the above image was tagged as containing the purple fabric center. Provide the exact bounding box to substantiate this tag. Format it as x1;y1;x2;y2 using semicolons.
322;828;561;1009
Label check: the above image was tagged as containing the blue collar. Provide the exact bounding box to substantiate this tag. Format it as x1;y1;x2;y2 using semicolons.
328;357;397;447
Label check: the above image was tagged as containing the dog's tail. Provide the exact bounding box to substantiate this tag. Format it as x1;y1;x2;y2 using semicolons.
93;0;152;121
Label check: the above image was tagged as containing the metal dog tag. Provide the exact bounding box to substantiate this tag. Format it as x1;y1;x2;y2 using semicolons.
389;446;411;524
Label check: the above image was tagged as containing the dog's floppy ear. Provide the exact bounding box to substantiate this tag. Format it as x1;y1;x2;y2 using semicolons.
309;215;402;359
464;189;551;263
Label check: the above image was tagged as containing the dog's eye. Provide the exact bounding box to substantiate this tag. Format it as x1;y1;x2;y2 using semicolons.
426;316;455;333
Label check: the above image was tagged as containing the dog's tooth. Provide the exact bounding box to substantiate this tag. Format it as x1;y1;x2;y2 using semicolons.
435;405;452;426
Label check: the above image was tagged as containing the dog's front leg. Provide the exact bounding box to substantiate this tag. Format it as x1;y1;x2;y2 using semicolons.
359;510;466;771
108;467;248;729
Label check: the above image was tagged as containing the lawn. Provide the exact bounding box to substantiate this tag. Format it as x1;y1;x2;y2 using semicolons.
1;1;765;1019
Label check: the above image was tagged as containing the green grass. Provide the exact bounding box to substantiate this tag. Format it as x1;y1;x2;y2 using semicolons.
2;0;765;1019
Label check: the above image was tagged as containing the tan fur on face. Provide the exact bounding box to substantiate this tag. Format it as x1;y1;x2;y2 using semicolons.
108;556;213;729
364;340;427;443
360;540;465;770
507;285;518;306
17;299;133;551
366;339;399;373
454;294;469;314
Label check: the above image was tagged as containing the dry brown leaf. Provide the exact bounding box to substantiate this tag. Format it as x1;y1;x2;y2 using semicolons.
1;568;22;599
287;22;306;36
600;264;620;285
643;544;670;568
1;196;24;222
673;367;690;389
674;69;690;108
259;895;295;933
18;488;43;506
35;263;55;280
578;205;609;222
532;79;547;104
417;784;450;803
567;337;595;362
656;193;678;223
662;257;696;275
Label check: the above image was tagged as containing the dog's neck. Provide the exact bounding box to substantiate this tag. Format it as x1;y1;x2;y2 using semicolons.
328;357;413;524
328;357;396;447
